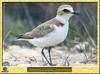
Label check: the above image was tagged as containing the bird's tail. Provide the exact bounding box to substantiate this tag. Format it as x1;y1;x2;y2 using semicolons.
16;34;23;39
16;34;29;41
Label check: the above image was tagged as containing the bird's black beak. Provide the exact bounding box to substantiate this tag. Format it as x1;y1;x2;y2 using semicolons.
72;12;80;15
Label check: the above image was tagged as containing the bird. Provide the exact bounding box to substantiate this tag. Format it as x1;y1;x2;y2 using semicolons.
16;4;80;66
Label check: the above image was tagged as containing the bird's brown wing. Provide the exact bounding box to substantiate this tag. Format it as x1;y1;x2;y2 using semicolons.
17;18;63;39
30;24;55;38
17;18;59;39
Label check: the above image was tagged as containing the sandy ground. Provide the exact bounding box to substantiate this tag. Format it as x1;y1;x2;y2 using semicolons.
3;43;97;66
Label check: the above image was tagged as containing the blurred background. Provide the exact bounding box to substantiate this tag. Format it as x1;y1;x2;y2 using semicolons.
2;2;98;66
2;2;97;48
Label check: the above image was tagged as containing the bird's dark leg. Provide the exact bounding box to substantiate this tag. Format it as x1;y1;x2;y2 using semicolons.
41;48;51;65
48;47;53;65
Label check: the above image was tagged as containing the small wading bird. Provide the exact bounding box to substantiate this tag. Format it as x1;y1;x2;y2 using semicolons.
17;4;80;66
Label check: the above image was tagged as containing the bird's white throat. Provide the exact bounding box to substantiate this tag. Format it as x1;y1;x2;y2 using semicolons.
56;14;73;24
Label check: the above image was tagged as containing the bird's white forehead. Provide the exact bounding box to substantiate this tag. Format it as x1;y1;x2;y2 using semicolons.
57;4;74;12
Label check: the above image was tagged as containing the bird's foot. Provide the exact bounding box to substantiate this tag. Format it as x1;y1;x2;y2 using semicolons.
48;63;56;66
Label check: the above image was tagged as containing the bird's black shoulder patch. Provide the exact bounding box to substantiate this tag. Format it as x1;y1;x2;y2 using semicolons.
57;22;64;26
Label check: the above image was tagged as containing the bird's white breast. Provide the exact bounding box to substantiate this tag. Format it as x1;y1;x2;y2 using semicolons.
28;24;69;48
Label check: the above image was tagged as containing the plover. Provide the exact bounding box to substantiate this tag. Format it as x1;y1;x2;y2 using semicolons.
17;4;80;66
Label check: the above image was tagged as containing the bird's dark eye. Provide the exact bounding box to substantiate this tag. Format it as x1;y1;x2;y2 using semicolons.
63;9;70;12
